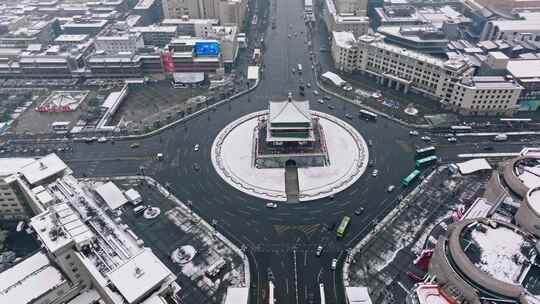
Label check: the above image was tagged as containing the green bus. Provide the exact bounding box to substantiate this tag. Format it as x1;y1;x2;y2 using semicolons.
415;146;436;159
401;169;421;187
415;155;438;169
336;216;351;238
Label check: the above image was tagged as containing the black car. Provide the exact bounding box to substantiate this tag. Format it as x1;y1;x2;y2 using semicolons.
368;160;374;167
299;85;305;91
299;91;305;96
483;146;495;151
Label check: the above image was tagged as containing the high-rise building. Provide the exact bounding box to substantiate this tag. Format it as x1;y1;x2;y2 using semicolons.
334;0;368;15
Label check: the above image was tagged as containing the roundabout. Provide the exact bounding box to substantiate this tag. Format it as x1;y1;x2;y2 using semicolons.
211;107;369;202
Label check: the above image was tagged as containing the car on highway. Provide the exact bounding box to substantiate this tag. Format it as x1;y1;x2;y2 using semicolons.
313;90;319;96
194;144;200;151
130;142;140;148
447;137;457;142
354;207;364;216
372;169;378;177
409;130;419;136
266;202;278;208
316;245;324;257
345;113;352;119
421;136;431;141
317;99;324;104
331;258;337;270
387;185;395;192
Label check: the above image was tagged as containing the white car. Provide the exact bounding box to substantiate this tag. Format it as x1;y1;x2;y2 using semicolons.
313;90;319;96
409;130;419;136
266;202;278;208
421;136;432;141
316;245;323;257
194;144;200;151
447;137;457;142
343;86;353;92
372;169;378;177
97;137;108;143
387;185;395;192
317;99;324;104
331;258;337;270
306;83;311;88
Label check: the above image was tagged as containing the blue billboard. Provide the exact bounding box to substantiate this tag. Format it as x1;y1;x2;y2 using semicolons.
194;41;220;57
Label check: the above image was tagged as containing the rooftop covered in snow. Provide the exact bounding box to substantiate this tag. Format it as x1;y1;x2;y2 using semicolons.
18;153;69;185
94;181;128;210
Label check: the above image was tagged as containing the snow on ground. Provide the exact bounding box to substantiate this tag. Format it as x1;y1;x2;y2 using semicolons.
469;224;527;285
211;111;368;202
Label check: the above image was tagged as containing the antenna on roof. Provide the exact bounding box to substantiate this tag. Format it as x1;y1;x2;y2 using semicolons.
39;161;47;170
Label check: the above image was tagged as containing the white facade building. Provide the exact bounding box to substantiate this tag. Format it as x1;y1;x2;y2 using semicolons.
0;154;180;304
446;76;523;115
218;0;247;27
480;13;540;41
323;0;370;37
0;158;34;219
95;32;144;54
329;33;522;115
162;0;246;26
334;0;368;15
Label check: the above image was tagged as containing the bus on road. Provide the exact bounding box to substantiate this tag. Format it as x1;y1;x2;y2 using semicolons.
450;125;472;133
415;146;436;159
415;155;438;169
336;216;351;238
359;109;378;121
402;169;421;187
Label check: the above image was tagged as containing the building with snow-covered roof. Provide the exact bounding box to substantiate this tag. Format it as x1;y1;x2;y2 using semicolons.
516;186;540;238
0;251;74;304
254;95;330;168
0;158;34;219
16;156;180;304
94;181;128;210
429;218;540;304
322;0;370;37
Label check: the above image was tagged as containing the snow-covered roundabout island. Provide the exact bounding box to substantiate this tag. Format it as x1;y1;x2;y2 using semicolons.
211;110;369;202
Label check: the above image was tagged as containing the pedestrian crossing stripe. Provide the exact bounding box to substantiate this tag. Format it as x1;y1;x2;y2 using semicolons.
273;224;320;235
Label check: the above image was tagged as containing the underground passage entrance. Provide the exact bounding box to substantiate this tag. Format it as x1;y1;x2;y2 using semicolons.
285;160;299;203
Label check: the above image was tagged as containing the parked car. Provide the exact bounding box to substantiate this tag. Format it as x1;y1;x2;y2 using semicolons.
266;202;278;208
421;136;431;141
447;137;457;142
97;137;108;143
409;130;419;136
194;144;200;151
316;245;324;257
317;99;324;104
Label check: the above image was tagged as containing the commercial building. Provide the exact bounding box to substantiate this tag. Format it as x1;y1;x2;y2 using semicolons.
323;0;370;37
0;158;34;219
445;76;522;116
0;18;59;48
53;34;90;48
516;186;540;237
167;36;222;73
95;23;144;54
62;19;108;36
334;0;368;16
162;0;245;26
130;25;178;47
162;17;218;37
86;52;143;77
429;218;539;304
0;154;179;304
480;13;540;42
133;0;163;26
330;33;525;115
377;25;449;54
217;0;247;27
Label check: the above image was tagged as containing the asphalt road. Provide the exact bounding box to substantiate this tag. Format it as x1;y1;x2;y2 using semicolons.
1;0;538;303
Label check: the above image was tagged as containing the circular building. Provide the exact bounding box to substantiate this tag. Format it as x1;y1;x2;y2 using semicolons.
503;156;540;198
429;218;539;304
516;187;540;237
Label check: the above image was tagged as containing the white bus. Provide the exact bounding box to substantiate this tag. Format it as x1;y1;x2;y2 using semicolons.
51;121;70;132
359;109;378;121
320;283;325;304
